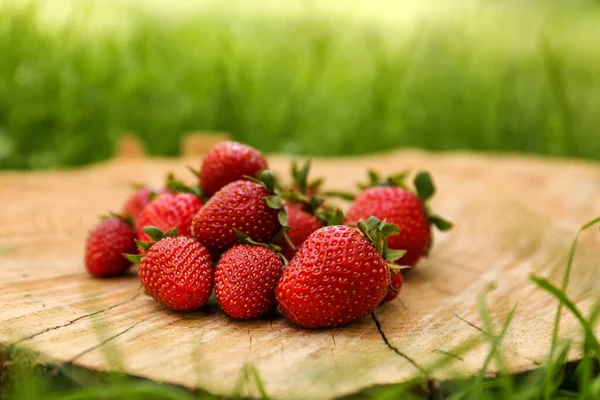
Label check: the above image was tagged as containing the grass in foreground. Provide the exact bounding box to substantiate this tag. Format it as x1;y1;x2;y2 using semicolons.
1;1;600;169
2;218;599;399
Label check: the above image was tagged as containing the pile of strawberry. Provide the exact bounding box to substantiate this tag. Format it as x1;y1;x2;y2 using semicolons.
84;141;452;329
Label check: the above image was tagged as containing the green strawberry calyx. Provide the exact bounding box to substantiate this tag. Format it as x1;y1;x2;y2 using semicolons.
358;169;409;190
283;160;355;213
244;168;291;231
164;172;206;202
123;226;179;264
413;171;453;231
244;169;298;254
315;206;345;227
356;216;409;270
283;159;326;214
233;229;289;265
101;212;135;228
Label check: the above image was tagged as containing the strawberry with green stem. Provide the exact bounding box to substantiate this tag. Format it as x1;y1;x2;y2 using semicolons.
136;174;204;242
345;170;453;267
126;227;213;311
276;217;405;329
215;230;286;320
192;170;289;259
85;214;137;278
197;141;268;198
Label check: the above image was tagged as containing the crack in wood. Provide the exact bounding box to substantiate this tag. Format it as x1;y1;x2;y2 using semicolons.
453;313;542;367
453;313;487;336
370;312;428;376
9;293;141;349
69;314;155;362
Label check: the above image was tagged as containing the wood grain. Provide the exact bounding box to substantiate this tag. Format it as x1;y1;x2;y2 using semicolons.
1;150;599;399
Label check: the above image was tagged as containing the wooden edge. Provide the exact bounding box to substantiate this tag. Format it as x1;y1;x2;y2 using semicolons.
113;134;147;160
0;343;588;400
180;132;231;158
113;132;231;161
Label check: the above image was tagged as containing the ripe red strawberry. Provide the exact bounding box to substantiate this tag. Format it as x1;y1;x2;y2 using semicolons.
276;219;403;329
137;193;203;242
85;215;137;278
278;203;322;260
192;171;286;258
345;171;452;267
128;227;213;311
381;269;404;303
215;242;284;319
199;141;268;198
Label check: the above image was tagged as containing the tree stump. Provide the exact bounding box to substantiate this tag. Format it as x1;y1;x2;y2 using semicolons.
1;150;599;399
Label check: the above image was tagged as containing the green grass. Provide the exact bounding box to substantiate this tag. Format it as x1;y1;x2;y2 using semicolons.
2;218;600;399
1;1;600;169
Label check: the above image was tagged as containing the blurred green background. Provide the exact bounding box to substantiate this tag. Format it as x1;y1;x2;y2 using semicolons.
1;0;600;170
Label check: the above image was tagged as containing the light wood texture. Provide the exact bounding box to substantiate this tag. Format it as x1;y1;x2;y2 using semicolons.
1;151;600;399
180;133;231;157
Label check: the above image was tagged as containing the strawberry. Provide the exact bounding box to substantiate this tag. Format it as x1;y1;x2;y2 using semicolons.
199;141;268;198
381;269;404;303
126;227;213;311
137;192;203;242
85;215;137;278
191;170;287;258
215;232;285;319
345;171;452;267
275;218;404;329
122;186;164;222
278;203;323;260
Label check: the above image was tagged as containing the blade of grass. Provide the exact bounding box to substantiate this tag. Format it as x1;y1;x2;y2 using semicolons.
531;275;600;359
46;381;197;400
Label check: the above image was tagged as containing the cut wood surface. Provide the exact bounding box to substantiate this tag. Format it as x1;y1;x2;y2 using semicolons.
1;150;600;399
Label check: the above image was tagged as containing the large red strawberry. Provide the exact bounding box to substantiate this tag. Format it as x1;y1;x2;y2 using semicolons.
137;192;203;242
345;171;452;267
191;170;286;258
215;234;284;319
85;215;137;278
276;218;404;329
199;141;268;198
127;227;213;311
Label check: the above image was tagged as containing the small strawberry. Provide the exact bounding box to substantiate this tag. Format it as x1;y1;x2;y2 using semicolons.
345;171;452;267
276;218;405;329
278;203;323;260
215;231;285;319
85;214;137;278
199;141;268;198
137;192;203;242
191;170;287;258
381;269;404;304
126;227;213;311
